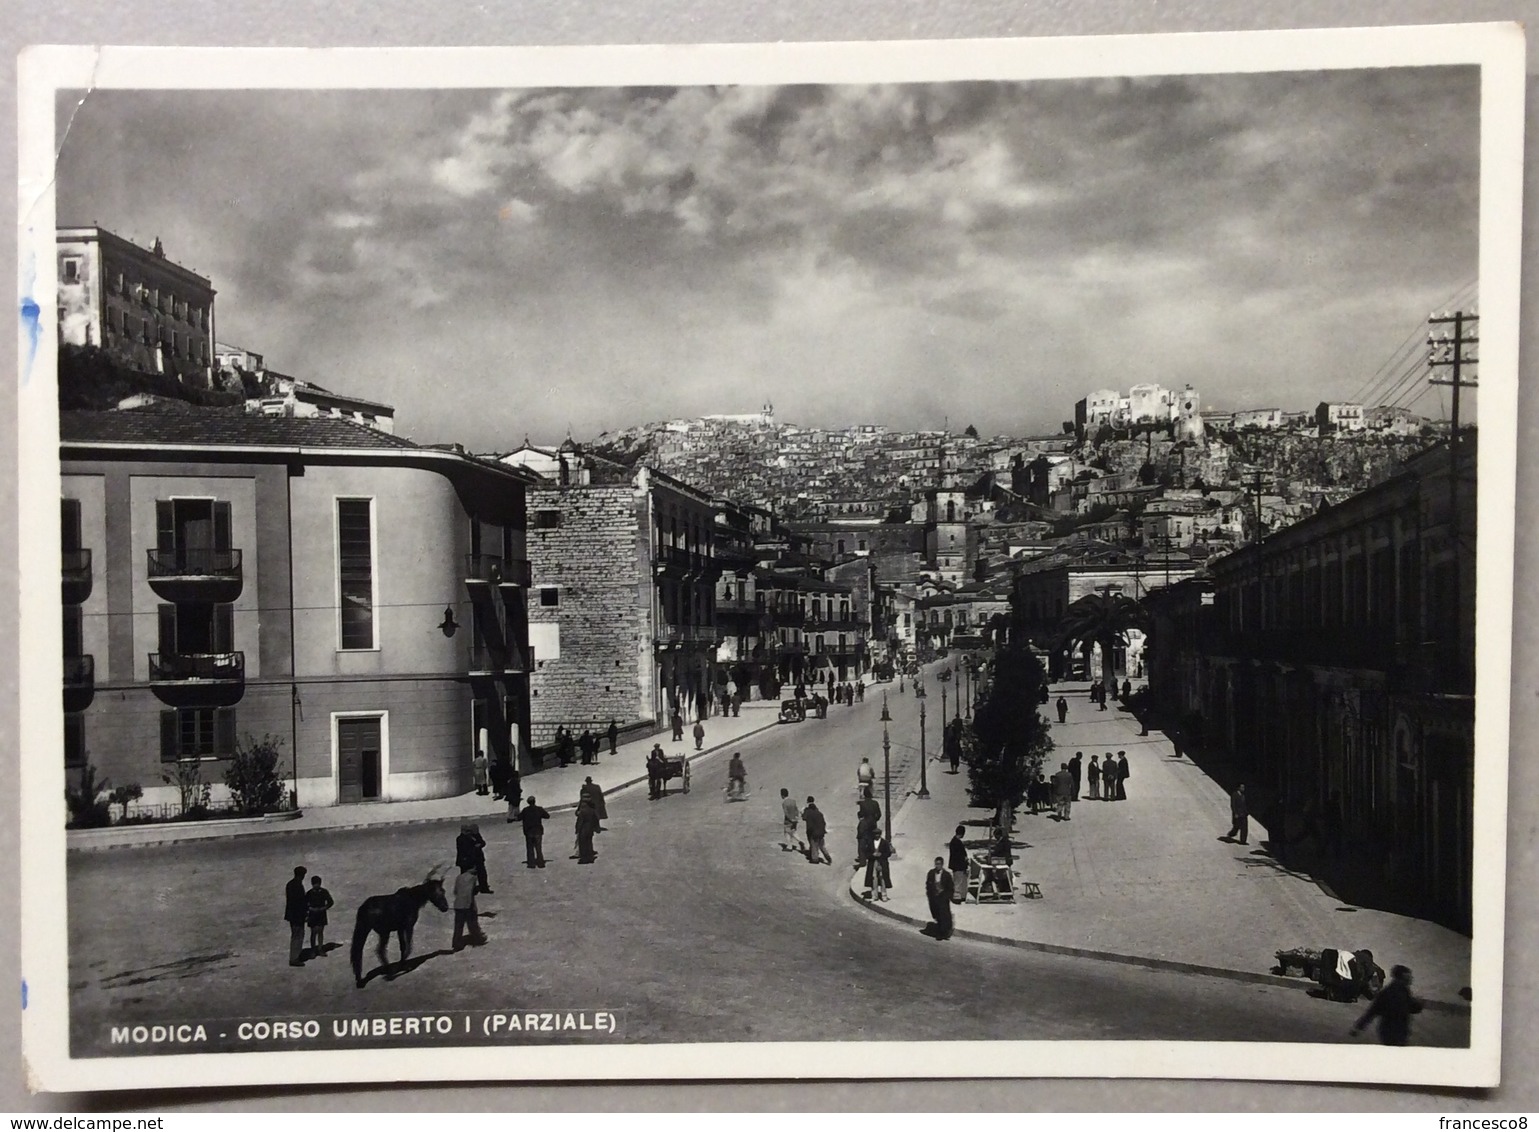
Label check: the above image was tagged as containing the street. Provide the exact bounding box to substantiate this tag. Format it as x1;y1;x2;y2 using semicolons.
65;682;1469;1055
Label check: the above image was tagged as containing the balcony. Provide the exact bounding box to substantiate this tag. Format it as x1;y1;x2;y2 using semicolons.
149;651;245;686
467;643;527;676
147;547;243;603
63;654;95;688
654;546;718;579
62;548;92;604
655;624;721;648
465;554;534;589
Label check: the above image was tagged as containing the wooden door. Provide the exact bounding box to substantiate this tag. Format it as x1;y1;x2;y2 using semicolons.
338;716;382;803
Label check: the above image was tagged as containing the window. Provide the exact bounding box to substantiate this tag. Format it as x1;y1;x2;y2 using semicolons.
533;509;562;529
116;272;126;295
160;707;236;761
858;539;867;552
337;499;375;649
539;587;560;608
60;256;81;284
65;713;86;768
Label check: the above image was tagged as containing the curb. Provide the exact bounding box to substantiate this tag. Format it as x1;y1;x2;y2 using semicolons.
842;873;1469;1015
65;715;785;853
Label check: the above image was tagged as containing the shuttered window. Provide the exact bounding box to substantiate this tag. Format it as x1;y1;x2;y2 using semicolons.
159;708;236;761
337;499;375;649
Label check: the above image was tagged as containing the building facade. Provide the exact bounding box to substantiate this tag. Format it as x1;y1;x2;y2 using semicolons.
516;450;721;742
1142;440;1475;930
60;410;533;812
58;228;216;387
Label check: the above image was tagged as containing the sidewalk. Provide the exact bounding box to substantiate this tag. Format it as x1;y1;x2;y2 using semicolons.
850;679;1472;1009
68;702;783;851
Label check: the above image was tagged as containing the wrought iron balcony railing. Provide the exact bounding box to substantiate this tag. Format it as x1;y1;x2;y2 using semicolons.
148;651;245;683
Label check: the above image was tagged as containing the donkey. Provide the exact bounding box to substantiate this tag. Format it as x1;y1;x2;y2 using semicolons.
350;867;451;988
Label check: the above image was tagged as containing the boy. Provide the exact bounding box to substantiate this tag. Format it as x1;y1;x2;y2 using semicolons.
305;875;334;957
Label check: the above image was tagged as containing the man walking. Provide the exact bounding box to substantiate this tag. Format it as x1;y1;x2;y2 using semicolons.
693;719;706;751
671;707;684;742
1352;965;1423;1046
456;822;491;894
284;865;308;966
1056;695;1068;724
803;797;832;864
1088;754;1101;801
780;788;802;852
1069;752;1083;802
580;776;608;827
1116;751;1130;800
647;745;666;800
451;864;487;951
519;795;549;869
947;824;970;904
1226;783;1249;845
926;857;955;939
1051;763;1072;821
606;719;619;757
574;798;600;864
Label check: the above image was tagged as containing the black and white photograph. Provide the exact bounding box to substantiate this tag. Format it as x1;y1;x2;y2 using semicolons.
13;24;1523;1095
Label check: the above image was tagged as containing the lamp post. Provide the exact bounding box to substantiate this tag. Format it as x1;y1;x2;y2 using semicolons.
880;693;893;844
953;663;961;727
916;678;929;799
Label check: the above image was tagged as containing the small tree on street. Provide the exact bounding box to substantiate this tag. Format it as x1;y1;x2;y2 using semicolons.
65;762;113;828
963;643;1053;811
224;733;288;816
163;759;212;818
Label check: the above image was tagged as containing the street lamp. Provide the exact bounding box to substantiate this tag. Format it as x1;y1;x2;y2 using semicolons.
880;693;893;844
915;678;929;799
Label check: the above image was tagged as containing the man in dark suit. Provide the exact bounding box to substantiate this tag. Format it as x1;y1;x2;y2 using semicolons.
519;796;550;868
284;865;308;966
926;857;955;939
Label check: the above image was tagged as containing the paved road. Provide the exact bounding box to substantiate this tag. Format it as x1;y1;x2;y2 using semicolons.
66;681;1468;1054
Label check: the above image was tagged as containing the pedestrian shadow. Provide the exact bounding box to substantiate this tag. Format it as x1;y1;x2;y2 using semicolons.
356;948;453;988
102;952;235;988
304;942;345;961
1237;852;1318;883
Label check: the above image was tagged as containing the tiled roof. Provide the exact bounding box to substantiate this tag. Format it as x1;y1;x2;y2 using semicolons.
60;409;422;451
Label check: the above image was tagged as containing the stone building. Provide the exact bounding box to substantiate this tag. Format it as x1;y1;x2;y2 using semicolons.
1142;439;1475;930
512;446;720;742
60;409;534;811
57;227;216;386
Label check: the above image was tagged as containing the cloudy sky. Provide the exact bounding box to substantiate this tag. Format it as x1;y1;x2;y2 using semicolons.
55;68;1479;451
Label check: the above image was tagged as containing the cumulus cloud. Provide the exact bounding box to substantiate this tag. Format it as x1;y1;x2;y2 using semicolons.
55;70;1480;449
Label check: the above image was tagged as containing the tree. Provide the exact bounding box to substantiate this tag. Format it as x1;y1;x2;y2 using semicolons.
1054;592;1151;702
964;643;1053;811
65;762;113;828
224;733;289;816
964;423;979;439
107;783;143;823
163;759;212;818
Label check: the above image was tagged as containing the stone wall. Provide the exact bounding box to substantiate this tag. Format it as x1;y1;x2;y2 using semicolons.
526;482;651;745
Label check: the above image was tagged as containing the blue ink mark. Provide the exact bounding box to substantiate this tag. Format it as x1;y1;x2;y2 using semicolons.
19;248;38;386
21;979;27;1010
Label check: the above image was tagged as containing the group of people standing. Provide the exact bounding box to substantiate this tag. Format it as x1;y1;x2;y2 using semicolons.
548;721;621;768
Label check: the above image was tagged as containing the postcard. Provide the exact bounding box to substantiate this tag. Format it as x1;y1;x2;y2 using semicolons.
16;24;1523;1092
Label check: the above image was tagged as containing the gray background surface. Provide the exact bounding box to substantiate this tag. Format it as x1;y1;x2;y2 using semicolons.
2;0;1535;1113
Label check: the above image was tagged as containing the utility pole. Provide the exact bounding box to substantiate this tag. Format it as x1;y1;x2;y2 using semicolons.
1244;469;1267;544
1428;309;1478;660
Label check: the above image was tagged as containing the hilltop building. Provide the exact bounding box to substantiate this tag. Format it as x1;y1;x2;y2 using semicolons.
57;227;215;387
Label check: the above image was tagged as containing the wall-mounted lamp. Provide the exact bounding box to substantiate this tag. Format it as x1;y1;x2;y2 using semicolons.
439;607;460;637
